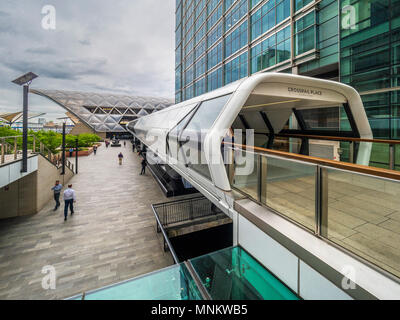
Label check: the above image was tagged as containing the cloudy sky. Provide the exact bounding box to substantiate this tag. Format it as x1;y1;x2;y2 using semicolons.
0;0;175;121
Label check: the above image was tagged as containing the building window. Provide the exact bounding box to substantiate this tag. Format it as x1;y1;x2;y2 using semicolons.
194;77;206;97
225;51;248;85
208;21;223;49
251;0;263;9
184;51;194;70
185;84;194;100
208;2;223;30
225;0;247;31
195;56;206;78
184;66;194;86
176;24;182;47
175;65;182;91
207;67;223;91
195;24;206;45
276;25;291;63
251;25;290;73
208;0;221;15
207;41;223;70
295;0;313;12
175;91;182;104
251;0;290;41
294;11;316;55
225;20;248;58
194;38;206;60
175;45;182;67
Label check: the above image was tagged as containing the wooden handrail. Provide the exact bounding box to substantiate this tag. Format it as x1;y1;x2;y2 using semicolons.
225;142;400;181
275;133;400;145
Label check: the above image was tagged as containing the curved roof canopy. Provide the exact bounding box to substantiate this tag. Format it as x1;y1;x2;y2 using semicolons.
30;89;174;132
0;111;45;124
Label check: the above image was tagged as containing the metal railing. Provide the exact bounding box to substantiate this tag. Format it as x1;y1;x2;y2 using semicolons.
152;196;224;264
152;196;222;228
267;133;400;170
228;144;400;281
0;135;74;172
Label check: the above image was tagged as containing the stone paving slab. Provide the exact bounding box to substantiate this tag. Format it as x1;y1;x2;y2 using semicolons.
0;142;173;299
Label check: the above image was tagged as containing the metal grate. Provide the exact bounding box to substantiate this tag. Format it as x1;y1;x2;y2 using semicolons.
152;196;222;228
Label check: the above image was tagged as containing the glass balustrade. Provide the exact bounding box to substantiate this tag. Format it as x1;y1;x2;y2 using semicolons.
230;146;400;278
323;167;400;278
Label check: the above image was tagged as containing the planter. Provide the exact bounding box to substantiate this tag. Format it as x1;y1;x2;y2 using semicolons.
67;148;93;157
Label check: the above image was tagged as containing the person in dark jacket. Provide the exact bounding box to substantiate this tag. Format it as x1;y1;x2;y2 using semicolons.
118;152;124;165
140;158;147;175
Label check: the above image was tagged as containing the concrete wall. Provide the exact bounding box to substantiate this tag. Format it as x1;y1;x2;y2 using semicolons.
0;155;38;188
0;171;37;219
0;155;74;219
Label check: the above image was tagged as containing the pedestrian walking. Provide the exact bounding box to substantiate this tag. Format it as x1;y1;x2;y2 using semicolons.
140;158;147;175
118;152;124;165
93;145;97;155
132;143;136;152
124;141;126;147
63;184;76;221
69;148;74;157
51;180;62;211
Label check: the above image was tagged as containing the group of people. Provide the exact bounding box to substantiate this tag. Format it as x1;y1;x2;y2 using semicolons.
52;140;149;221
51;180;76;221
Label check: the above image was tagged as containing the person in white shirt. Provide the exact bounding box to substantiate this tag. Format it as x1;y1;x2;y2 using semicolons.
63;184;76;221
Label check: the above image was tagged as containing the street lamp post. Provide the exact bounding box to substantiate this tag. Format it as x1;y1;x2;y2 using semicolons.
57;117;70;176
11;72;38;173
75;138;79;174
62;122;66;175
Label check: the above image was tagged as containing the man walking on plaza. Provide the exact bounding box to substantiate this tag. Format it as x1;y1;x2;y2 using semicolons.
140;158;147;175
118;152;124;165
63;184;76;221
93;145;97;155
51;180;62;211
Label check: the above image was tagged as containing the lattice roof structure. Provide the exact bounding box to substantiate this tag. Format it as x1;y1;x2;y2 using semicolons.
30;89;174;132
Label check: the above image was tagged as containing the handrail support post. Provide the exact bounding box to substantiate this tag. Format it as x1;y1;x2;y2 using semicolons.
389;144;395;170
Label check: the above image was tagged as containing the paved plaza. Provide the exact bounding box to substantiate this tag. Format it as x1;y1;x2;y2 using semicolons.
0;143;173;299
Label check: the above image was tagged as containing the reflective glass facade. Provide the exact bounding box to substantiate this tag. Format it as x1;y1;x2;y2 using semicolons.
340;0;400;145
175;0;340;104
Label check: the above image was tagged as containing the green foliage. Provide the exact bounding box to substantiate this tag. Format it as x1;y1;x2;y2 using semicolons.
33;130;62;153
65;133;101;148
0;127;101;154
0;126;21;137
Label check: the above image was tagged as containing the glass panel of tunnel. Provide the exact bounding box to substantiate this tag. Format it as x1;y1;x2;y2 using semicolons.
179;94;232;179
190;246;299;300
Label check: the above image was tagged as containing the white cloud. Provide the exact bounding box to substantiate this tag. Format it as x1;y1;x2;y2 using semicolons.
0;0;175;121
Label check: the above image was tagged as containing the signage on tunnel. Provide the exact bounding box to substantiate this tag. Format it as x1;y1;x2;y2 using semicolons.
288;87;323;96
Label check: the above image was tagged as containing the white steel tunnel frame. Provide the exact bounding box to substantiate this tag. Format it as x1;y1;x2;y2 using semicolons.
128;73;373;195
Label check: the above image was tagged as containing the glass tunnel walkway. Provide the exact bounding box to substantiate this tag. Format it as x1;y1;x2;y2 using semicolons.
69;246;299;300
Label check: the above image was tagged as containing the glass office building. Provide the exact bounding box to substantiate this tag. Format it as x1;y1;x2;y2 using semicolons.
175;0;340;104
175;0;400;155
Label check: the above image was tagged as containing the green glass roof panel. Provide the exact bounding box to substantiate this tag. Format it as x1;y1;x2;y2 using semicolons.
77;264;203;300
190;246;299;300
